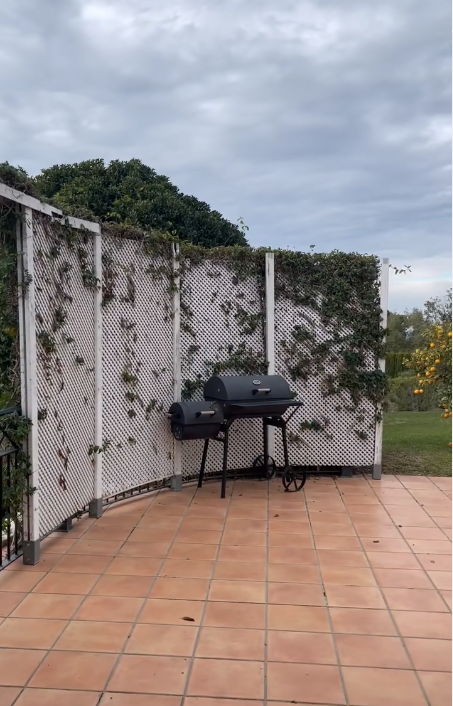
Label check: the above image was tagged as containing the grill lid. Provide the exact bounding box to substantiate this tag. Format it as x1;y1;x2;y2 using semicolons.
204;375;291;402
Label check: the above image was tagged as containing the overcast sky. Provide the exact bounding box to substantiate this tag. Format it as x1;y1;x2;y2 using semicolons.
1;0;451;312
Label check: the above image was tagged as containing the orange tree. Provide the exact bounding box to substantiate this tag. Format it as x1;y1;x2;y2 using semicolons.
407;323;452;418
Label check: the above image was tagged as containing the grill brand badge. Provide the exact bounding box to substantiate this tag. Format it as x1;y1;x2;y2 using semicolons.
253;380;261;385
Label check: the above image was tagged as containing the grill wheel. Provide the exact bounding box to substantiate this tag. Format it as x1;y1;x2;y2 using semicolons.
282;465;307;492
252;454;276;480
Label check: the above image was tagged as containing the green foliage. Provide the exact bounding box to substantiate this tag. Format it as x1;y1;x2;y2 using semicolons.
299;420;324;431
383;411;451;476
0;412;35;533
407;320;452;413
34;158;248;248
0;202;20;407
386;352;408;378
386;309;427;353
179;242;266;280
211;342;267;377
424;288;452;325
88;439;111;457
37;331;57;355
0;162;40;197
121;366;139;386
387;373;439;412
52;306;68;333
182;376;204;400
274;250;386;409
385;290;451;355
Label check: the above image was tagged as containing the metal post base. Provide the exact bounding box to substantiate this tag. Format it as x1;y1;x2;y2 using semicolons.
89;498;103;518
372;463;382;480
171;474;182;492
56;518;73;532
340;466;353;478
22;539;40;566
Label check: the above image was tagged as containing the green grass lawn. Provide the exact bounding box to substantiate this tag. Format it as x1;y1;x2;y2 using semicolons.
383;411;452;476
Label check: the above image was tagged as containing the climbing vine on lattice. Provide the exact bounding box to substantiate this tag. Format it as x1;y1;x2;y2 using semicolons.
274;250;386;410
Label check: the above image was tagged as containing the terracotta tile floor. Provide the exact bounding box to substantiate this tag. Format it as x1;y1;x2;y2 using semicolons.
0;472;451;706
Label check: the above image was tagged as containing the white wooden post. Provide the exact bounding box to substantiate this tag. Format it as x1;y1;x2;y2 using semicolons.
89;225;103;517
18;207;40;563
171;243;182;490
265;252;275;459
373;257;390;480
16;208;27;424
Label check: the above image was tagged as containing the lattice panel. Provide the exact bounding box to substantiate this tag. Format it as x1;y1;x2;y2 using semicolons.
274;294;376;468
101;235;175;496
180;258;266;478
33;213;96;536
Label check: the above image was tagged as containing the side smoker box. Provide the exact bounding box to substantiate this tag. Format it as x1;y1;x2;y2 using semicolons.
168;401;224;440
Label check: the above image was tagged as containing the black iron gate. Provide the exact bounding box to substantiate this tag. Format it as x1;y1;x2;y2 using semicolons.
0;406;29;568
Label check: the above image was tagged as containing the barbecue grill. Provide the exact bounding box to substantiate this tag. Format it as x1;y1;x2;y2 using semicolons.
169;374;306;498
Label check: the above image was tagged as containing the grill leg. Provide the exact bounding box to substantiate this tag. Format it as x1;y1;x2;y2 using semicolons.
263;418;268;461
198;439;209;488
221;427;229;499
281;420;290;467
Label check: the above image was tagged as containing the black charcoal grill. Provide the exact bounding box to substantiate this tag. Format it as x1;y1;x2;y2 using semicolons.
204;375;300;417
169;374;306;498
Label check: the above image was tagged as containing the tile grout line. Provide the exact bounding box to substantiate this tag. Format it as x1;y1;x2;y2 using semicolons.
320;478;353;706
401;479;452;542
263;476;270;706
180;478;234;704
6;513;119;706
3;491;157;619
344;475;434;706
7;491;160;705
2;476;450;703
0;513;97;619
363;475;452;611
96;484;203;702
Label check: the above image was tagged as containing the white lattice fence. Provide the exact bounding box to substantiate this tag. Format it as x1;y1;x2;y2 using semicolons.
32;212;96;535
180;257;267;478
6;181;387;552
101;234;175;495
274;297;376;467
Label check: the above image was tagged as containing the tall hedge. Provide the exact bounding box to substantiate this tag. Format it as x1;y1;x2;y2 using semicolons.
386;352;409;379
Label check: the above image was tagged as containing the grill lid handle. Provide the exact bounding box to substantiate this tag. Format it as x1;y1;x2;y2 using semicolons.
196;410;216;418
252;388;271;395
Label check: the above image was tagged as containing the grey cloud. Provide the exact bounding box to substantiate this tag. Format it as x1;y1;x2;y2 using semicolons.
0;0;450;311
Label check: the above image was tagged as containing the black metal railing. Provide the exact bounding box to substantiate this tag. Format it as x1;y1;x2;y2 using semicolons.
1;406;24;568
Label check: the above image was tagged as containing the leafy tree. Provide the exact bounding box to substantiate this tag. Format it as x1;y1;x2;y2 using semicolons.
386;309;428;353
404;289;452;426
33;158;248;248
407;321;452;418
424;288;452;325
